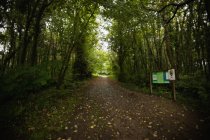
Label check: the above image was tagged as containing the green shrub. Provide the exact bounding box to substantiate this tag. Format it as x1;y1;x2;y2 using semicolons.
176;72;210;111
176;73;208;98
0;66;51;97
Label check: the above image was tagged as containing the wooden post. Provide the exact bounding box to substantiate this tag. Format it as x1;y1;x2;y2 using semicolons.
150;72;153;94
168;69;176;101
172;80;176;101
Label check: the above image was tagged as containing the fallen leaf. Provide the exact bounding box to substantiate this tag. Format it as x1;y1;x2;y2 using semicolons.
116;131;120;136
195;125;199;129
28;127;35;131
74;125;78;128
153;131;158;137
107;122;111;125
90;124;96;129
148;125;152;128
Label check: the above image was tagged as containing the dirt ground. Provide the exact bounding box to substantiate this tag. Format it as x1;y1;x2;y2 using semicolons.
55;77;208;140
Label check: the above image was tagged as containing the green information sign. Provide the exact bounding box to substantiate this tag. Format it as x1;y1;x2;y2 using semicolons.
152;71;169;84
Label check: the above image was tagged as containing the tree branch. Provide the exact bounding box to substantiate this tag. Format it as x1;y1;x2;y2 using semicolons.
158;0;195;13
142;0;196;24
165;6;179;24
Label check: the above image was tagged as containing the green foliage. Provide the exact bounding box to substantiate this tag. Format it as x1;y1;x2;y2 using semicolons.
0;82;83;139
177;73;208;98
87;48;112;75
176;72;210;107
0;66;51;97
0;0;209;131
73;38;92;80
105;0;210;113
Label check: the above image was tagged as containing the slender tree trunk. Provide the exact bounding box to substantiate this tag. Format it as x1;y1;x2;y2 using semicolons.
204;0;210;22
20;14;31;65
1;21;16;73
205;25;210;79
31;11;43;66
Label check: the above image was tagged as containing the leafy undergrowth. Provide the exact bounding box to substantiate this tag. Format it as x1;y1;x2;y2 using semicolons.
119;81;210;115
0;81;85;140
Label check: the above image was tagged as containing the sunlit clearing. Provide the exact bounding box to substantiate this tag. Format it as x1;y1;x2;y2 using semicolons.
92;14;113;76
99;75;108;78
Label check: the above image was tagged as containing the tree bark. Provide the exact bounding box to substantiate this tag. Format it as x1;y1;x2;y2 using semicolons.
204;0;210;22
31;8;44;66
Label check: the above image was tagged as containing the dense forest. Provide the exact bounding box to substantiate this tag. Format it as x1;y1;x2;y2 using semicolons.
0;0;210;139
1;0;209;105
106;0;210;106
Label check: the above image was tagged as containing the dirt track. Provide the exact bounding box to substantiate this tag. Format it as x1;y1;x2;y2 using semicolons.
56;77;206;140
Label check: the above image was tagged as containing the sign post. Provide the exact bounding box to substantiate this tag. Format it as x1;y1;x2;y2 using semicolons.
150;72;153;94
152;71;169;84
151;71;169;95
151;69;176;101
168;69;176;101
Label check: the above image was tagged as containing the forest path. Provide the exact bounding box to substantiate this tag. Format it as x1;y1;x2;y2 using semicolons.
56;77;205;140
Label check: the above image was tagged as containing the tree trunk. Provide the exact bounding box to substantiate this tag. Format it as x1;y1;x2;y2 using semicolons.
204;0;210;22
19;13;32;65
31;10;43;66
205;25;210;79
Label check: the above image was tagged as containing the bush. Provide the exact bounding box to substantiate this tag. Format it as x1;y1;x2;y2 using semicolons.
176;72;210;111
176;73;208;98
0;66;51;98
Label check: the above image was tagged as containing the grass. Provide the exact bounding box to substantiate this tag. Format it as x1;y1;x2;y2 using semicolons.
0;81;85;140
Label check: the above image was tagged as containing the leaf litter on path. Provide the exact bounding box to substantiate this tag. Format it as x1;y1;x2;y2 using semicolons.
55;77;206;140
